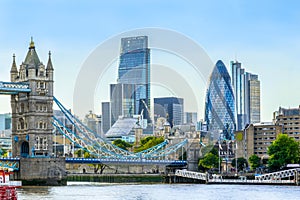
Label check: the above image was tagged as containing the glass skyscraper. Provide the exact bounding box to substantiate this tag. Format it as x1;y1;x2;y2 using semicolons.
231;61;260;130
154;97;184;127
205;60;236;140
118;36;150;121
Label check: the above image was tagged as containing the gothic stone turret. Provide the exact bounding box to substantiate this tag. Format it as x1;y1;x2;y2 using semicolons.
10;38;54;158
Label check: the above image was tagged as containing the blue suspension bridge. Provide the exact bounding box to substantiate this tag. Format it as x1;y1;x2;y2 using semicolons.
0;81;188;171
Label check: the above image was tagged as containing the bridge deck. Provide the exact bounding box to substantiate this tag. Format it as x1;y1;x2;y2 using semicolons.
66;158;187;166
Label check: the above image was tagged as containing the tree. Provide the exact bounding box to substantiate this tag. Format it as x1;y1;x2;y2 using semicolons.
134;136;164;153
248;154;261;170
75;148;108;174
267;134;300;171
0;148;8;157
199;152;219;170
231;157;248;172
113;139;132;151
198;147;219;171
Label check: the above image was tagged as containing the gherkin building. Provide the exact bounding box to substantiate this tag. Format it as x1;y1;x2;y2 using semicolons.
205;60;236;140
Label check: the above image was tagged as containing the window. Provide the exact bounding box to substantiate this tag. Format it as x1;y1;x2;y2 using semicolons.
19;118;24;129
35;136;48;150
39;122;43;129
39;82;45;89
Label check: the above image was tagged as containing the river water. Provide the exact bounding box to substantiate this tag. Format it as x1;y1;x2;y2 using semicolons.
17;182;300;200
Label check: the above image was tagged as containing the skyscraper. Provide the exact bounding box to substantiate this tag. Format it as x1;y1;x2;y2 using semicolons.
231;61;260;130
110;83;136;125
154;97;184;127
118;36;150;121
0;113;12;131
184;112;198;125
205;60;236;140
101;102;111;134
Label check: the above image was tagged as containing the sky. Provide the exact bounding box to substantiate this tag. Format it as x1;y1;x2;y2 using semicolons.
1;0;300;122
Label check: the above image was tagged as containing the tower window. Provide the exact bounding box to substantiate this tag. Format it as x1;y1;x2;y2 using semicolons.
39;82;45;89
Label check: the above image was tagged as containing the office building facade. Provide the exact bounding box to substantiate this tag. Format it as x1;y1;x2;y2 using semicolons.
184;112;198;125
118;36;150;121
231;61;261;130
273;106;300;141
101;102;111;134
205;60;236;140
110;83;137;125
235;123;281;159
0;113;12;131
154;97;184;127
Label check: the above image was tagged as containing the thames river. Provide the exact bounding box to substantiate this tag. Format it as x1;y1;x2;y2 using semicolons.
17;182;300;200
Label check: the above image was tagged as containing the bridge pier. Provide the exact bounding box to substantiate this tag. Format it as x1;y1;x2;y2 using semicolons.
15;157;66;186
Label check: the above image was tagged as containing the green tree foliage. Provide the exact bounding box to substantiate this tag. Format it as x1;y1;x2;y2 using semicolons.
231;157;248;171
134;136;164;153
0;148;8;157
248;154;261;170
198;147;219;171
267;134;300;171
112;139;132;151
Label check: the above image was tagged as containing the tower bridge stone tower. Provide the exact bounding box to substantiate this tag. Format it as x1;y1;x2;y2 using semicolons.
10;38;54;158
10;39;66;185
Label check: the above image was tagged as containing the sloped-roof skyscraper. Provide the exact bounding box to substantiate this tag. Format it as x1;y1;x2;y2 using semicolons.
205;60;236;140
117;36;150;121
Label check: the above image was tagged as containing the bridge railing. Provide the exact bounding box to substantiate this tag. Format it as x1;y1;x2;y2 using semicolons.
255;168;300;181
175;169;207;181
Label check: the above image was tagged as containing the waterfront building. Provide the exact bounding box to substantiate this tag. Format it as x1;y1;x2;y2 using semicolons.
236;123;281;160
204;60;236;140
154;97;184;127
231;61;261;130
273;106;300;141
117;36;150;121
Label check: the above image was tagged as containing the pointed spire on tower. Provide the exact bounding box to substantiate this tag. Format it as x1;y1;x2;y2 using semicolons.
46;51;53;70
29;36;35;49
10;54;18;72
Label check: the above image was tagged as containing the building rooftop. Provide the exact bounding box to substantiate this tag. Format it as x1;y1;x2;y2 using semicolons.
105;117;138;137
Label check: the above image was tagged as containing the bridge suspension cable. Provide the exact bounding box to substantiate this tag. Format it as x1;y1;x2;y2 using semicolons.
53;97;188;160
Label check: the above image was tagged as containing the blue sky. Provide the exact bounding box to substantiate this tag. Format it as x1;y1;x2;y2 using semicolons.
1;0;300;121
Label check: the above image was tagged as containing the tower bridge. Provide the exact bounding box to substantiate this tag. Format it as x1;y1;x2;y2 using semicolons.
0;39;190;185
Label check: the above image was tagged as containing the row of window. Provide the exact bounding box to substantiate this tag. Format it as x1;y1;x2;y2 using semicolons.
254;132;276;135
278;117;300;121
254;142;272;145
254;127;276;131
35;105;47;112
17;118;47;130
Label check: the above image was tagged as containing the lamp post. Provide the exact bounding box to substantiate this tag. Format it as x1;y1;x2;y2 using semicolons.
235;139;238;175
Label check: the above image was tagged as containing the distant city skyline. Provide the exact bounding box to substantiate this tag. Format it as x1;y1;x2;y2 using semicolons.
1;1;300;122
